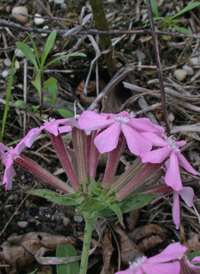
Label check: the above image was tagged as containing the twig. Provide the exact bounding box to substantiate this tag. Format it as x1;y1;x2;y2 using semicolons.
146;0;170;136
1;19;200;39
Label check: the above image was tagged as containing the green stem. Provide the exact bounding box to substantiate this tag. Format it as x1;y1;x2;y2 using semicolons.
80;212;98;274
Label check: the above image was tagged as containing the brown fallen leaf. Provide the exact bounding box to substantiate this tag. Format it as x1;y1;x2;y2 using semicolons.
138;235;164;252
125;209;141;231
101;228;115;274
75;80;105;95
183;233;200;253
127;224;167;242
0;232;77;272
113;224;143;265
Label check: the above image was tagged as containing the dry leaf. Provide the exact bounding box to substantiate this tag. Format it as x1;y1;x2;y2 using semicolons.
113;225;143;265
101;228;115;274
0;232;77;272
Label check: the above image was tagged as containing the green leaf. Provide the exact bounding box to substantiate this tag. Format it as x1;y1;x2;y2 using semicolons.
107;202;124;227
32;105;40;112
78;197;107;212
28;269;38;274
56;245;79;274
15;100;28;109
43;77;57;89
144;0;159;16
43;96;52;102
27;189;84;206
89;177;102;196
48;82;57;100
16;42;39;71
170;25;192;34
53;109;73;118
119;194;159;214
29;35;40;66
162;35;171;40
187;251;200;266
171;2;200;19
31;71;41;99
41;30;57;69
44;53;87;69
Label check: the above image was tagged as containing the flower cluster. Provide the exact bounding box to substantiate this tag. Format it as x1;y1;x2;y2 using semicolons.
0;110;198;229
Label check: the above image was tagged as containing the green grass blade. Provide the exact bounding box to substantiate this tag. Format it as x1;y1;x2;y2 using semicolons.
171;2;200;19
16;42;39;71
0;34;31;142
44;53;86;69
29;35;40;66
41;29;57;69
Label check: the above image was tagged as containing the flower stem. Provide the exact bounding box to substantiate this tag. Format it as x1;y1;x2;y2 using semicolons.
80;212;98;274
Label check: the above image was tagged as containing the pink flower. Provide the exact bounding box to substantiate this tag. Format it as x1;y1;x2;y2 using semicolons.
78;111;164;155
180;255;200;274
140;136;198;191
173;187;194;229
114;242;187;274
0;140;27;190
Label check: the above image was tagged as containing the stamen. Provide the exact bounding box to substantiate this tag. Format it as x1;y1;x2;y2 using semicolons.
130;256;147;270
114;115;129;125
167;136;180;152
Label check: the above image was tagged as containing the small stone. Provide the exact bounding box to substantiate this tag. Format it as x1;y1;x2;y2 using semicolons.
174;69;187;81
17;221;28;228
41;25;49;37
12;6;28;24
54;0;65;3
168;112;175;122
188;57;200;66
15;49;25;58
182;65;194;75
63;217;70;227
34;13;44;25
74;215;83;222
61;3;67;9
2;70;9;78
4;58;12;67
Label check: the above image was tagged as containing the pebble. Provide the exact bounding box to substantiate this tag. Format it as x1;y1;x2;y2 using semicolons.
2;70;9;78
74;215;83;222
54;0;65;3
4;58;12;67
12;6;28;24
182;65;194;75
61;3;67;9
168;112;175;122
15;49;25;58
17;221;28;228
174;69;187;81
63;217;70;227
34;13;44;25
188;56;200;66
41;25;49;37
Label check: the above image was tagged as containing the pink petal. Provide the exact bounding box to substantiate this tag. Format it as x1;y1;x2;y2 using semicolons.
94;124;121;153
142;262;180;274
23;127;43;149
78;111;114;130
191;256;200;264
177;153;198;175
180;255;200;273
147;243;187;263
140;132;167;147
2;156;16;190
153;124;165;135
173;192;180;229
165;152;183;191
128;117;160;132
113;269;133;274
176;140;186;148
178;187;194;207
141;147;170;163
122;125;152;156
59;125;72;134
